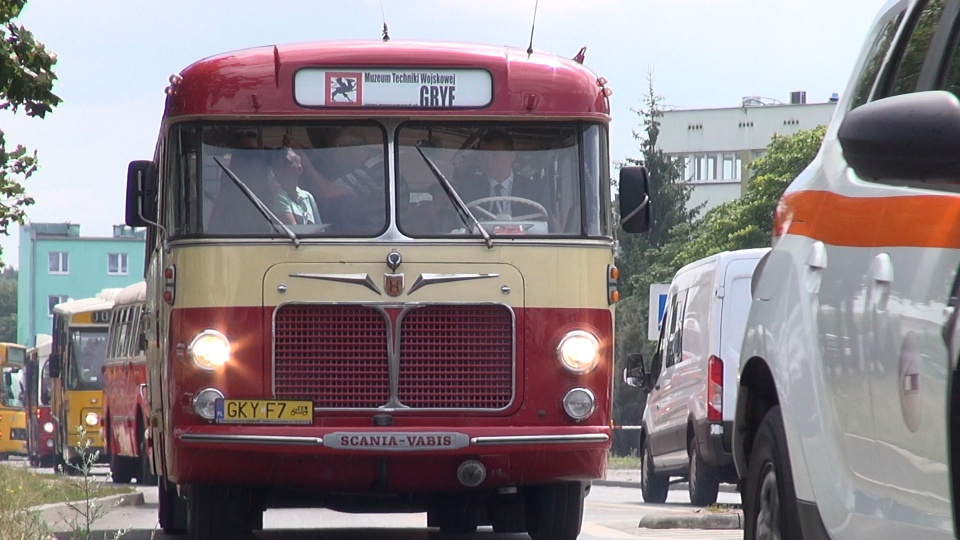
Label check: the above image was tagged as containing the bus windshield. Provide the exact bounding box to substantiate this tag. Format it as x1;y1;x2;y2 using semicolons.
40;361;51;406
67;330;108;391
168;122;609;240
1;367;24;408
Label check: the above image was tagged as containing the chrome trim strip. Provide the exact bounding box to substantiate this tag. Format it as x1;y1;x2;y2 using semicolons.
289;273;381;295
408;273;500;294
470;434;609;446
167;238;615;249
179;434;323;446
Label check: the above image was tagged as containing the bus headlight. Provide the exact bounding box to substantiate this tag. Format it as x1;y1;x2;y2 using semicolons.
556;331;600;374
43;422;54;433
189;330;231;371
193;388;224;420
562;388;596;421
84;411;100;427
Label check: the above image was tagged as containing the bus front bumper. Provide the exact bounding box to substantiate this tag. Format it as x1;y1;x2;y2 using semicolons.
170;425;610;491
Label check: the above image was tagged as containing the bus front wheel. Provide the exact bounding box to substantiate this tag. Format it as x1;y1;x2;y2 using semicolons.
186;484;253;540
524;481;586;540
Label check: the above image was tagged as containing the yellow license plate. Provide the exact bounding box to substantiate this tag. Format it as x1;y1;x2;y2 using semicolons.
215;399;313;424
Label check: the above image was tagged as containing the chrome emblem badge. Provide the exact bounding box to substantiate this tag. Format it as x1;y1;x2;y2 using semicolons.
384;273;405;297
387;250;402;271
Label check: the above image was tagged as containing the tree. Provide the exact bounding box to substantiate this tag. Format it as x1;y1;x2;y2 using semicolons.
671;125;827;267
0;0;61;266
611;76;701;455
0;267;14;341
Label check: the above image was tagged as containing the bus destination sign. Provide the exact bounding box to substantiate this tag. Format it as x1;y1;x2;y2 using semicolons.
294;68;492;108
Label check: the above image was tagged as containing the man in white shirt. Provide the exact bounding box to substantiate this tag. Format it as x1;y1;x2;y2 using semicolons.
457;131;546;218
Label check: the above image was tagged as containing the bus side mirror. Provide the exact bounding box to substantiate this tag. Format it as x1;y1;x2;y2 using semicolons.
126;160;159;228
49;352;61;379
623;353;646;388
619;166;652;233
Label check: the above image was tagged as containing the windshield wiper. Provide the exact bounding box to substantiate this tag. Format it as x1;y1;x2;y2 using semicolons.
213;157;300;248
415;144;492;249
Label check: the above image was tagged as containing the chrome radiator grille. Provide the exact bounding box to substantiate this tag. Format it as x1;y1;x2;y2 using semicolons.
273;304;515;410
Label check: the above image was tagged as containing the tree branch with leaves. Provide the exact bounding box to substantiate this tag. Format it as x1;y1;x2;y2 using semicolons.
0;0;60;266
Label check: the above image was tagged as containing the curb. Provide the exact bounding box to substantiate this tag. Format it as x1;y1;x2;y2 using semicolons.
32;491;145;530
594;477;739;493
640;510;743;530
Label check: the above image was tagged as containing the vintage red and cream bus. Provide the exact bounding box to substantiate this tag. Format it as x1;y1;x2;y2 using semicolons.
125;39;651;540
24;334;54;467
103;281;157;485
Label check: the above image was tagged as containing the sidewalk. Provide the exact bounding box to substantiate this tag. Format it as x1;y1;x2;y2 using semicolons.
595;469;744;534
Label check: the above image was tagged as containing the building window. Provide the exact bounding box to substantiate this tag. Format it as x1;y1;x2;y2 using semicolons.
108;253;128;275
48;252;69;274
48;295;68;317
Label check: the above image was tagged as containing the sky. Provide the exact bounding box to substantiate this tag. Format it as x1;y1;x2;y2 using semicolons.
0;0;889;269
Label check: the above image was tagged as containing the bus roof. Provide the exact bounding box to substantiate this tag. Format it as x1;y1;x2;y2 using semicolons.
113;281;146;307
166;40;611;119
29;334;52;358
53;296;116;316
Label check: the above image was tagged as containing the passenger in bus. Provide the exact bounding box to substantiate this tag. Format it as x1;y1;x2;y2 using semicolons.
78;339;106;383
271;147;322;226
455;131;547;219
294;128;389;234
207;130;281;234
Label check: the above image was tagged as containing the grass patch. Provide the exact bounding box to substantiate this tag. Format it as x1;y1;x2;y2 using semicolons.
607;453;640;469
0;463;135;540
0;466;131;506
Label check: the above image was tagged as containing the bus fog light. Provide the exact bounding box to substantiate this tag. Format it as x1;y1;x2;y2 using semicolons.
556;331;600;374
562;388;596;421
43;422;54;433
45;439;54;448
457;460;486;487
83;411;100;427
193;388;224;420
189;330;231;371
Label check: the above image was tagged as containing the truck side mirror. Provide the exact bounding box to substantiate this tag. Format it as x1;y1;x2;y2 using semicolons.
49;352;61;379
623;353;646;388
619;166;652;233
126;160;159;228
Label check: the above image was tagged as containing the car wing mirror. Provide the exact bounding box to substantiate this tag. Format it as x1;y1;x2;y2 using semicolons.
623;353;646;388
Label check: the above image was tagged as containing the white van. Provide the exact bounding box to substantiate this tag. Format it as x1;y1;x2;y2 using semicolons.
625;247;768;505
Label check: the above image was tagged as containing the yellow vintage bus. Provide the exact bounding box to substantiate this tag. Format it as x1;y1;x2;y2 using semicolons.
49;291;119;471
0;342;27;461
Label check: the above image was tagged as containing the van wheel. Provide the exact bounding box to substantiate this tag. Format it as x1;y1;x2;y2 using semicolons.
641;439;669;503
688;436;720;505
744;406;801;540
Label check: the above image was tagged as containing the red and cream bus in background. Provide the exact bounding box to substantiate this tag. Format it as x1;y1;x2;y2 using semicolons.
103;281;157;485
0;342;27;461
24;334;54;467
49;290;119;471
125;39;651;540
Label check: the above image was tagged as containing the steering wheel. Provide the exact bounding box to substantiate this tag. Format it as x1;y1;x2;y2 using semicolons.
465;196;548;221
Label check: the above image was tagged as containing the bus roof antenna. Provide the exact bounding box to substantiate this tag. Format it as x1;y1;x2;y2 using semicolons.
526;0;539;56
380;0;391;41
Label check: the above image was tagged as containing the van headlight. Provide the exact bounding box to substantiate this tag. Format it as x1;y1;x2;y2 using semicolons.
556;331;600;374
189;330;231;371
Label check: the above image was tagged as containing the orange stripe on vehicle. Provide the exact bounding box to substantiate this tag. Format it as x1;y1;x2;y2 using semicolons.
782;190;960;249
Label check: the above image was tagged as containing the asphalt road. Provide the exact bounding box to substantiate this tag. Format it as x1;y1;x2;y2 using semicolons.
4;457;744;539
